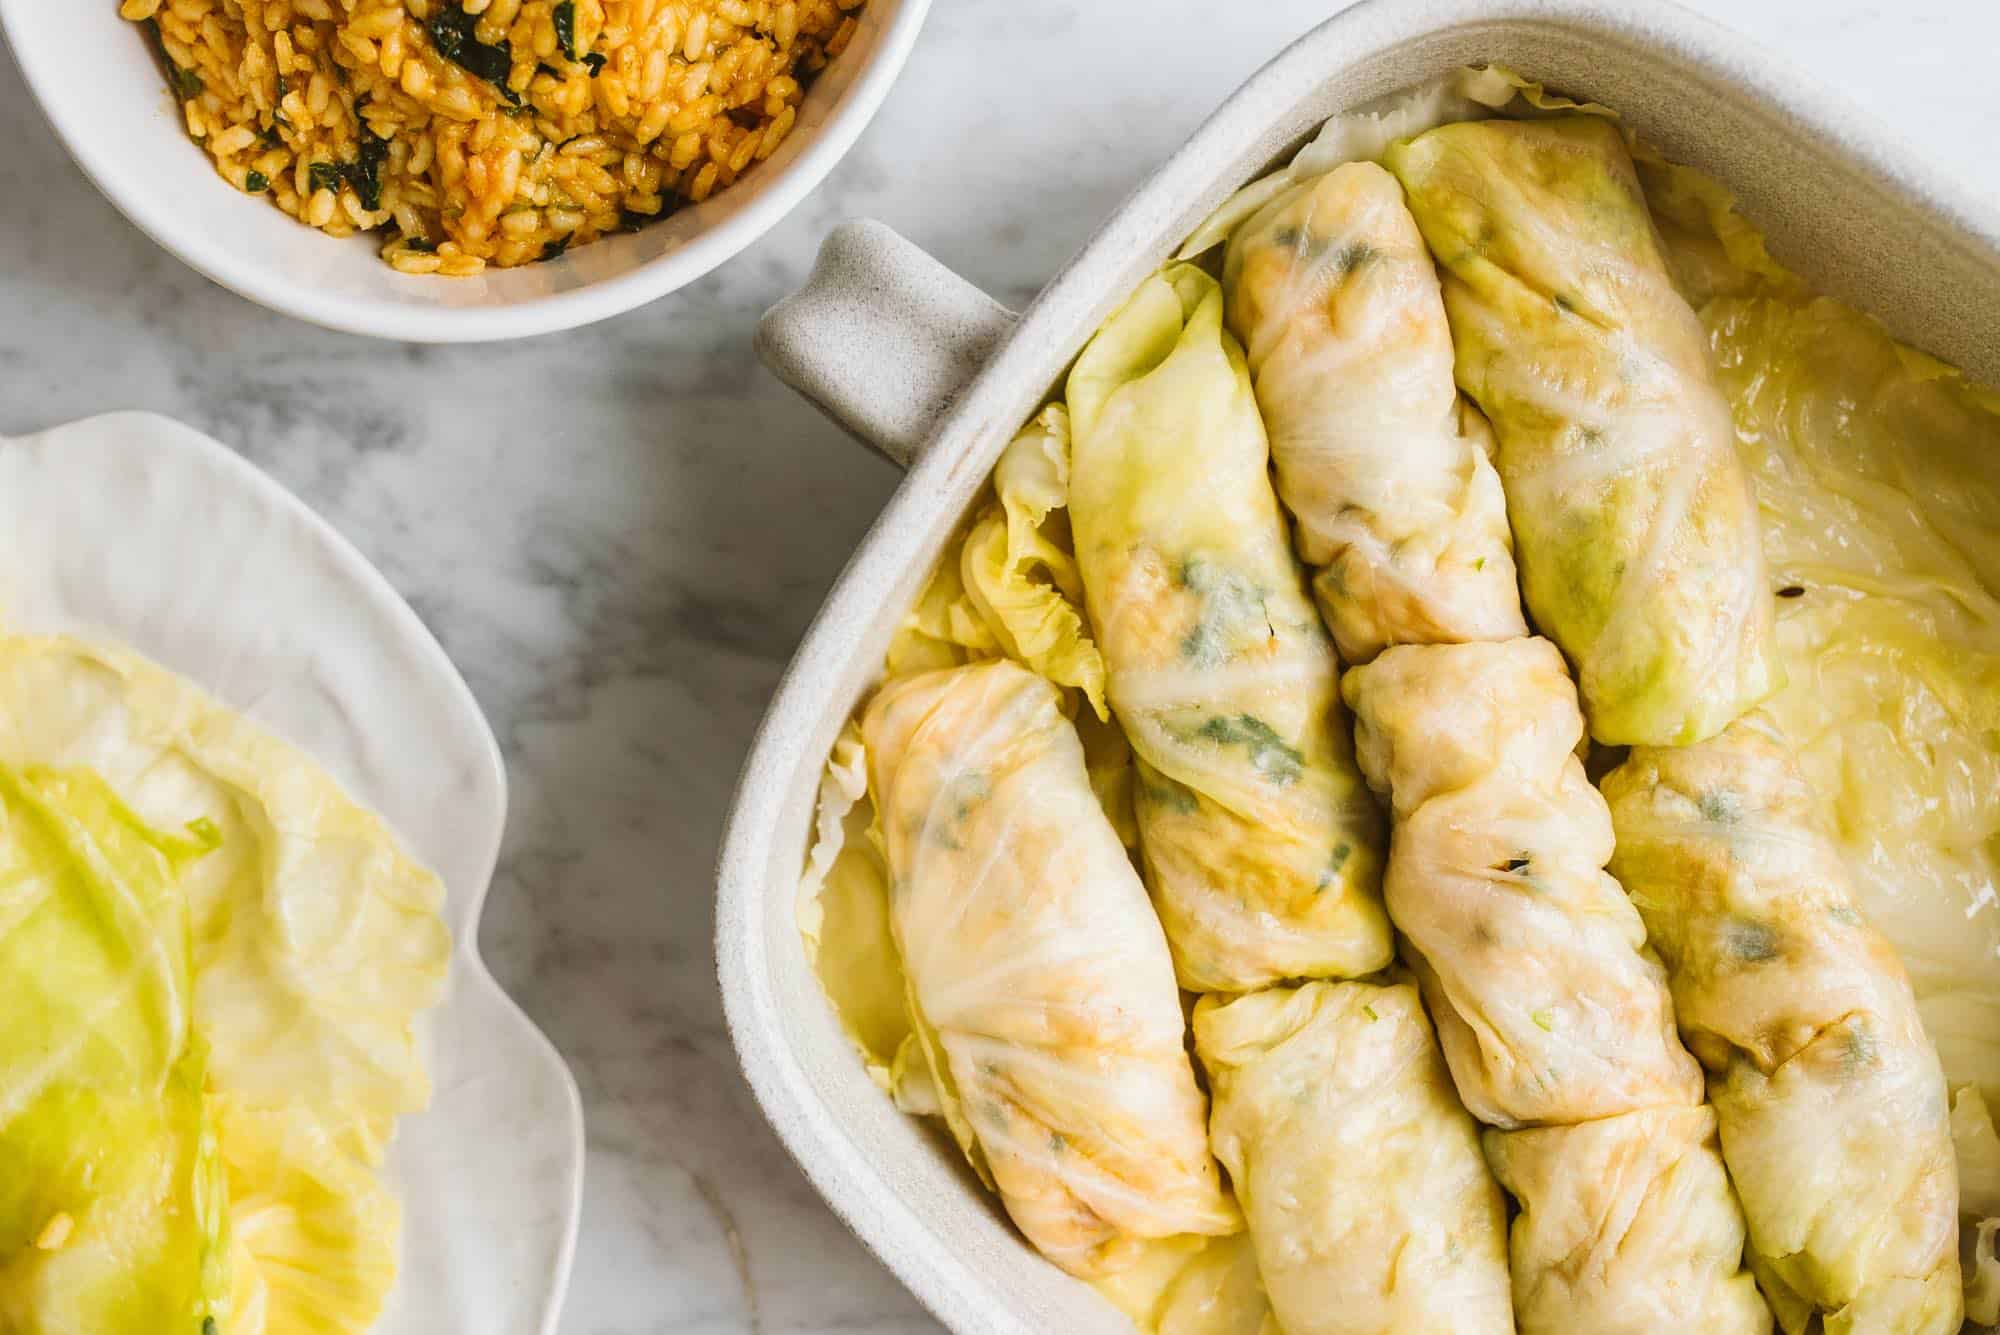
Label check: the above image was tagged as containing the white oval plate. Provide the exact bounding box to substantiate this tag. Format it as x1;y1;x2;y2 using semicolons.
0;411;584;1335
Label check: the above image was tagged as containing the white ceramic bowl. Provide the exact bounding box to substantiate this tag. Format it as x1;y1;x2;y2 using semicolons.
722;1;2000;1332
0;412;584;1334
0;0;929;342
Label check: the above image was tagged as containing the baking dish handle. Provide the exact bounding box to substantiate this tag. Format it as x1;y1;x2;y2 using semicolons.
757;220;1017;470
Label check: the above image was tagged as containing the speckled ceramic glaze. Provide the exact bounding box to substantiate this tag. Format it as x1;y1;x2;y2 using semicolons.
0;412;584;1335
722;1;2000;1331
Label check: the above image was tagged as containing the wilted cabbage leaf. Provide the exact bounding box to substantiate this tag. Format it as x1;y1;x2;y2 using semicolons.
0;764;229;1335
882;407;1110;719
961;405;1109;719
218;1100;398;1335
0;635;451;1335
1697;295;2000;1120
1634;152;2000;1325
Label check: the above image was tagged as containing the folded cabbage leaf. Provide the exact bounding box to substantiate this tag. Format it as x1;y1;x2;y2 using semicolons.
1066;263;1388;992
0;764;229;1335
1385;116;1780;745
1194;980;1512;1335
1222;159;1523;663
862;661;1239;1276
1959;1088;2000;1325
961;405;1109;718
218;1099;400;1335
1604;717;1963;1333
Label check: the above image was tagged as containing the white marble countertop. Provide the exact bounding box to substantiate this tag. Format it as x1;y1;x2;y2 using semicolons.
3;1;1996;1330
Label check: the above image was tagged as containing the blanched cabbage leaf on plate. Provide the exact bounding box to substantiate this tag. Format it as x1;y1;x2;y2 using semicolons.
1066;263;1388;993
883;407;1110;713
0;764;228;1335
0;634;451;1335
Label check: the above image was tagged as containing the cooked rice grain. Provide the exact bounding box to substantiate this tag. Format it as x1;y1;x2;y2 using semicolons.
123;0;865;274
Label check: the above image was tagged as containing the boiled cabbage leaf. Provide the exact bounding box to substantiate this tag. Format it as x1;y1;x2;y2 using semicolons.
217;1100;398;1335
1695;295;2000;1122
882;407;1109;711
960;406;1109;719
0;763;229;1335
0;634;450;1335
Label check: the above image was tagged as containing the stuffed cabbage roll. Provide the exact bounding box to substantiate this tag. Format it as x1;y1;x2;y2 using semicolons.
1193;980;1513;1335
1343;637;1767;1333
1488;1106;1771;1333
1343;637;1699;1126
1385;116;1780;746
1222;160;1524;663
1065;263;1388;992
1603;717;1963;1333
861;661;1239;1275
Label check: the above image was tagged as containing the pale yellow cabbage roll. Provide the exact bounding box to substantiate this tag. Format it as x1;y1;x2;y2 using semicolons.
861;661;1239;1275
1488;1106;1771;1333
1385;116;1780;746
1222;160;1524;663
1065;263;1388;992
1343;636;1767;1332
1343;637;1699;1126
1603;718;1962;1333
1193;980;1513;1335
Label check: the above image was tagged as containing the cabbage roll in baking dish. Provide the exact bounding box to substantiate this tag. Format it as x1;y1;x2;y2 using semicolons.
1385;116;1780;746
1065;263;1389;993
1193;980;1513;1335
860;660;1239;1276
1603;717;1963;1333
1488;1105;1770;1334
1343;636;1699;1126
1343;636;1768;1331
1222;160;1525;664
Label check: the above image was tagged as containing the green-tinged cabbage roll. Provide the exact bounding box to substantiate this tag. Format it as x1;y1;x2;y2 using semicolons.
861;661;1239;1275
1488;1106;1771;1333
1385;116;1780;746
1193;980;1513;1335
1603;717;1963;1333
1343;637;1699;1126
1065;263;1388;992
1223;160;1525;663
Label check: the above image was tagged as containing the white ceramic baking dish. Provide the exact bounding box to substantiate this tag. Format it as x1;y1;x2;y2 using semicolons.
718;1;2000;1330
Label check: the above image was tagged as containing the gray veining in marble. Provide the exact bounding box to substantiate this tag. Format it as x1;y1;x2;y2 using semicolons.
3;2;1996;1331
